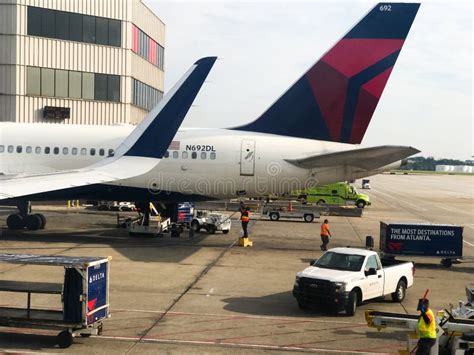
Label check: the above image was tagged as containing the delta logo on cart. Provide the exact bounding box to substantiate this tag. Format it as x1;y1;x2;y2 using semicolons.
87;263;108;324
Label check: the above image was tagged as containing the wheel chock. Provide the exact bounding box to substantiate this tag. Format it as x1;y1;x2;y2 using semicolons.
239;237;253;247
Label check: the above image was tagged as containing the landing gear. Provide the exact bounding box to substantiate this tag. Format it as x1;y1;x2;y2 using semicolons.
5;201;46;231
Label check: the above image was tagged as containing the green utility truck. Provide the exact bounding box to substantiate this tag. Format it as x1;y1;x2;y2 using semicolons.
294;182;371;208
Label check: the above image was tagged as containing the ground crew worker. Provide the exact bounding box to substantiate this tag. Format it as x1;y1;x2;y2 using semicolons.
320;219;331;251
240;207;250;238
416;298;436;355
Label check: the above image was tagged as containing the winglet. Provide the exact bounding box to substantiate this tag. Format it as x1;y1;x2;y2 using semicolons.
115;56;217;159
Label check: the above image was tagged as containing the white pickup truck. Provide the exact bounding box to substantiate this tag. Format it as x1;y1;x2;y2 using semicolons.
293;248;414;316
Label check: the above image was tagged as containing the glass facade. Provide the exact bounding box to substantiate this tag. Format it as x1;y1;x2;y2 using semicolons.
27;67;120;102
131;24;164;70
132;78;163;111
27;6;121;47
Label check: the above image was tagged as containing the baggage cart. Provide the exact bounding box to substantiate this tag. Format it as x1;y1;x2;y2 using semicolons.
0;254;111;347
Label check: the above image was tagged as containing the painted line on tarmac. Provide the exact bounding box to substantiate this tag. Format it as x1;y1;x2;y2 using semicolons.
96;334;392;354
371;189;427;211
112;308;367;326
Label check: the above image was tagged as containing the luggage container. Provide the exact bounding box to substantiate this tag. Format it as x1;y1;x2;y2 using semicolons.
379;222;465;267
0;254;111;347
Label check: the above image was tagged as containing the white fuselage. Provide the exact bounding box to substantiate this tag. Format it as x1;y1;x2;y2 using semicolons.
0;123;385;201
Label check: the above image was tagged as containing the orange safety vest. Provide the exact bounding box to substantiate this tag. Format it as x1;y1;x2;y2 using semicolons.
241;211;250;222
320;223;330;236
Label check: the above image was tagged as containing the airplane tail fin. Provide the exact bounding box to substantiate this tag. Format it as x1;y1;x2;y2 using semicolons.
232;3;420;144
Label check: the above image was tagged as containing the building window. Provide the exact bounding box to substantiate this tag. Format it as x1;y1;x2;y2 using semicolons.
131;24;164;70
41;68;55;97
82;72;94;100
69;71;82;98
27;67;41;96
69;13;83;41
132;78;163;111
55;70;68;97
27;6;121;47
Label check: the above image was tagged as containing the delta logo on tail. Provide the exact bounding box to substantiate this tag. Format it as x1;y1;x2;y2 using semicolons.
234;3;420;144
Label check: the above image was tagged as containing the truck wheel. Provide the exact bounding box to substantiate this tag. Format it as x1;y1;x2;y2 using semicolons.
391;280;407;302
222;230;229;234
303;214;314;223
191;220;201;232
57;330;73;348
269;212;280;221
356;200;366;208
345;290;358;316
316;199;325;206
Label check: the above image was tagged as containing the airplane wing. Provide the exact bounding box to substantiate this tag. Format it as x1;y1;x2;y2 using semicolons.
0;57;217;201
285;145;420;171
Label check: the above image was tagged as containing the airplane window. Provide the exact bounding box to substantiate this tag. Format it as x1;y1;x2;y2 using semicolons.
35;146;41;154
99;148;105;156
108;149;114;157
210;152;216;160
191;152;197;159
182;151;188;159
201;152;206;159
63;147;69;154
45;147;50;154
0;145;4;153
72;148;78;155
53;147;59;154
26;146;32;153
164;151;169;158
7;145;13;153
90;148;96;156
16;146;22;153
172;151;178;159
81;148;87;155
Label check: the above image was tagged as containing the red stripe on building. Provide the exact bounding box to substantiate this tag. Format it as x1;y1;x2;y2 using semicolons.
132;25;139;53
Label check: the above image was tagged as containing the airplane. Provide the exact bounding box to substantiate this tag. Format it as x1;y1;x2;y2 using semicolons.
1;2;421;230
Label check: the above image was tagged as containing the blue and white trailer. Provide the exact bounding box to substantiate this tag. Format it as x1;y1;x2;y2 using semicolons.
0;254;111;348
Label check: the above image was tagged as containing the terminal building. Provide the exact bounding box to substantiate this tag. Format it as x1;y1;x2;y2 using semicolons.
0;0;165;125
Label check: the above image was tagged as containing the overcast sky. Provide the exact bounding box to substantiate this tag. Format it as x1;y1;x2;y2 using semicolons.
145;0;473;160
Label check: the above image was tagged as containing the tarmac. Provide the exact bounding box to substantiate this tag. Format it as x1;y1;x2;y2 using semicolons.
0;173;472;354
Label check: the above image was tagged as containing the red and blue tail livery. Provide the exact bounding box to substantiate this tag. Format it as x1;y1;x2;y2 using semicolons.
233;3;420;144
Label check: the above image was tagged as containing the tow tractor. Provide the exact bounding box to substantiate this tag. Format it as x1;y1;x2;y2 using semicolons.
365;286;474;355
190;210;231;234
119;202;171;237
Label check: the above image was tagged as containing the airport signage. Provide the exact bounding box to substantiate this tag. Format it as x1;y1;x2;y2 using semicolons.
379;222;463;257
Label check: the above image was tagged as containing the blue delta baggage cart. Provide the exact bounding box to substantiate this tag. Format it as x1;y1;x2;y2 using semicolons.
0;254;111;348
379;222;464;267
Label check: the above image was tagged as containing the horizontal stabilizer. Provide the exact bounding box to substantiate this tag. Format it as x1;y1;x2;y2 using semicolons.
0;57;217;201
285;145;420;171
